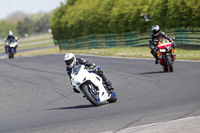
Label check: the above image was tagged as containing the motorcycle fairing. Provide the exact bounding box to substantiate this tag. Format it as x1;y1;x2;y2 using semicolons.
71;65;110;102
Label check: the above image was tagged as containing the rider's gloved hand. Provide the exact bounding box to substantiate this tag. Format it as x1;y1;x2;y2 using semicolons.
173;42;176;47
151;46;155;49
89;63;96;69
170;40;176;48
152;42;158;46
170;38;176;47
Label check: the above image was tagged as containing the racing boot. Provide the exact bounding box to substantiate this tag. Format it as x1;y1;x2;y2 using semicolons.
151;49;159;64
5;47;7;54
105;80;113;91
94;68;114;91
101;74;113;91
153;54;159;64
155;58;159;64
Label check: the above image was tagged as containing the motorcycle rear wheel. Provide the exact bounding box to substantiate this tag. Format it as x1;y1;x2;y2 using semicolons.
82;84;101;106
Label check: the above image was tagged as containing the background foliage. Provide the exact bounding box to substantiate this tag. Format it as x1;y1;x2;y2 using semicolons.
50;0;200;40
16;14;51;37
0;20;17;39
0;13;51;39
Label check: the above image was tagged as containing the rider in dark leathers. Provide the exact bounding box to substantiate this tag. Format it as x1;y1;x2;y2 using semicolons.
4;31;18;53
64;53;113;93
149;25;176;64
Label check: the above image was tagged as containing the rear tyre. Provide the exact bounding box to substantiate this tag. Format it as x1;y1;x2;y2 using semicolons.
166;55;173;72
82;84;101;106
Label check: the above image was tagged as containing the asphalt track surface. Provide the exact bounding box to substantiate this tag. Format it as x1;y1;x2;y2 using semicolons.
0;54;200;133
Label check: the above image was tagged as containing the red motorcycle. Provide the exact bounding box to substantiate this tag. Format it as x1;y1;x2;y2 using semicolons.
156;38;176;72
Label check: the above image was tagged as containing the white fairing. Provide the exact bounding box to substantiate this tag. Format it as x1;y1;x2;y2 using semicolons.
71;65;110;102
9;42;17;47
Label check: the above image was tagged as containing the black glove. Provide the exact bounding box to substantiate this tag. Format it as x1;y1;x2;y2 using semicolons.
151;45;157;50
172;42;176;47
152;42;158;46
89;63;96;69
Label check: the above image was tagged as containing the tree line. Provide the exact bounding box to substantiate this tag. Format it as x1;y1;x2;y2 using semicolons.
50;0;200;40
0;13;51;39
17;14;50;37
0;20;17;39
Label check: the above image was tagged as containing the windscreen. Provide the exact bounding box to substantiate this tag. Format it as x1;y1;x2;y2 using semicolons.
160;39;168;44
72;64;82;75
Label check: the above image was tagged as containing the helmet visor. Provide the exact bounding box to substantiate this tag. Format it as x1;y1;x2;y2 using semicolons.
65;57;74;66
153;30;159;35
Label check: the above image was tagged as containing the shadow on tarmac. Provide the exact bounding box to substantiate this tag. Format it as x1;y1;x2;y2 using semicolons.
138;71;166;75
46;103;108;110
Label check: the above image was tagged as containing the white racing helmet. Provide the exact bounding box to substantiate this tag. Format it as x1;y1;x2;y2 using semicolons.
64;53;76;68
8;31;13;36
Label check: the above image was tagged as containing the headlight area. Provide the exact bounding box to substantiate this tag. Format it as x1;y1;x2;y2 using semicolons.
159;49;166;52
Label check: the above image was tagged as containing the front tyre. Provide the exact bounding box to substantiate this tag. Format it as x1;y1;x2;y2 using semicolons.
8;53;14;59
8;48;14;59
166;55;173;72
107;90;117;103
163;65;168;72
82;84;101;106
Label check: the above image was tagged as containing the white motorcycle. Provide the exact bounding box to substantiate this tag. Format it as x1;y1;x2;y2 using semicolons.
6;40;18;59
71;64;117;106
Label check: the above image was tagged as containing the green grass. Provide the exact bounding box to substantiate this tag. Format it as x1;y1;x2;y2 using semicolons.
0;34;54;52
1;33;199;60
18;42;53;50
18;34;53;44
13;46;200;61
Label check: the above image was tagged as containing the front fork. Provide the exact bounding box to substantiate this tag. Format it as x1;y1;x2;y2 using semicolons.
165;53;176;64
159;52;175;65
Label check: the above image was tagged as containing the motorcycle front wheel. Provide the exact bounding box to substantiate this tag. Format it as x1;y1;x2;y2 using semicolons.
166;55;173;72
8;48;14;59
82;84;101;106
107;90;117;103
163;65;168;72
8;53;14;59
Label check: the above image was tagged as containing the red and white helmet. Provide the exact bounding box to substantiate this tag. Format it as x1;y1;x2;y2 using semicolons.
64;53;76;68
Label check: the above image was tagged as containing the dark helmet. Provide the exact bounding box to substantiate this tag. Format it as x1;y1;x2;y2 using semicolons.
152;25;160;36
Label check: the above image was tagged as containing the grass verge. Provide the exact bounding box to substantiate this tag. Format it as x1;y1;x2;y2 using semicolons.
13;46;200;61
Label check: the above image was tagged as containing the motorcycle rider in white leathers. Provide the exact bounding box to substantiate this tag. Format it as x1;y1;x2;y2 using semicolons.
64;53;113;93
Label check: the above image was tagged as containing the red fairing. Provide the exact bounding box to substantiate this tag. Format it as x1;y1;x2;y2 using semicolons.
158;43;173;49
